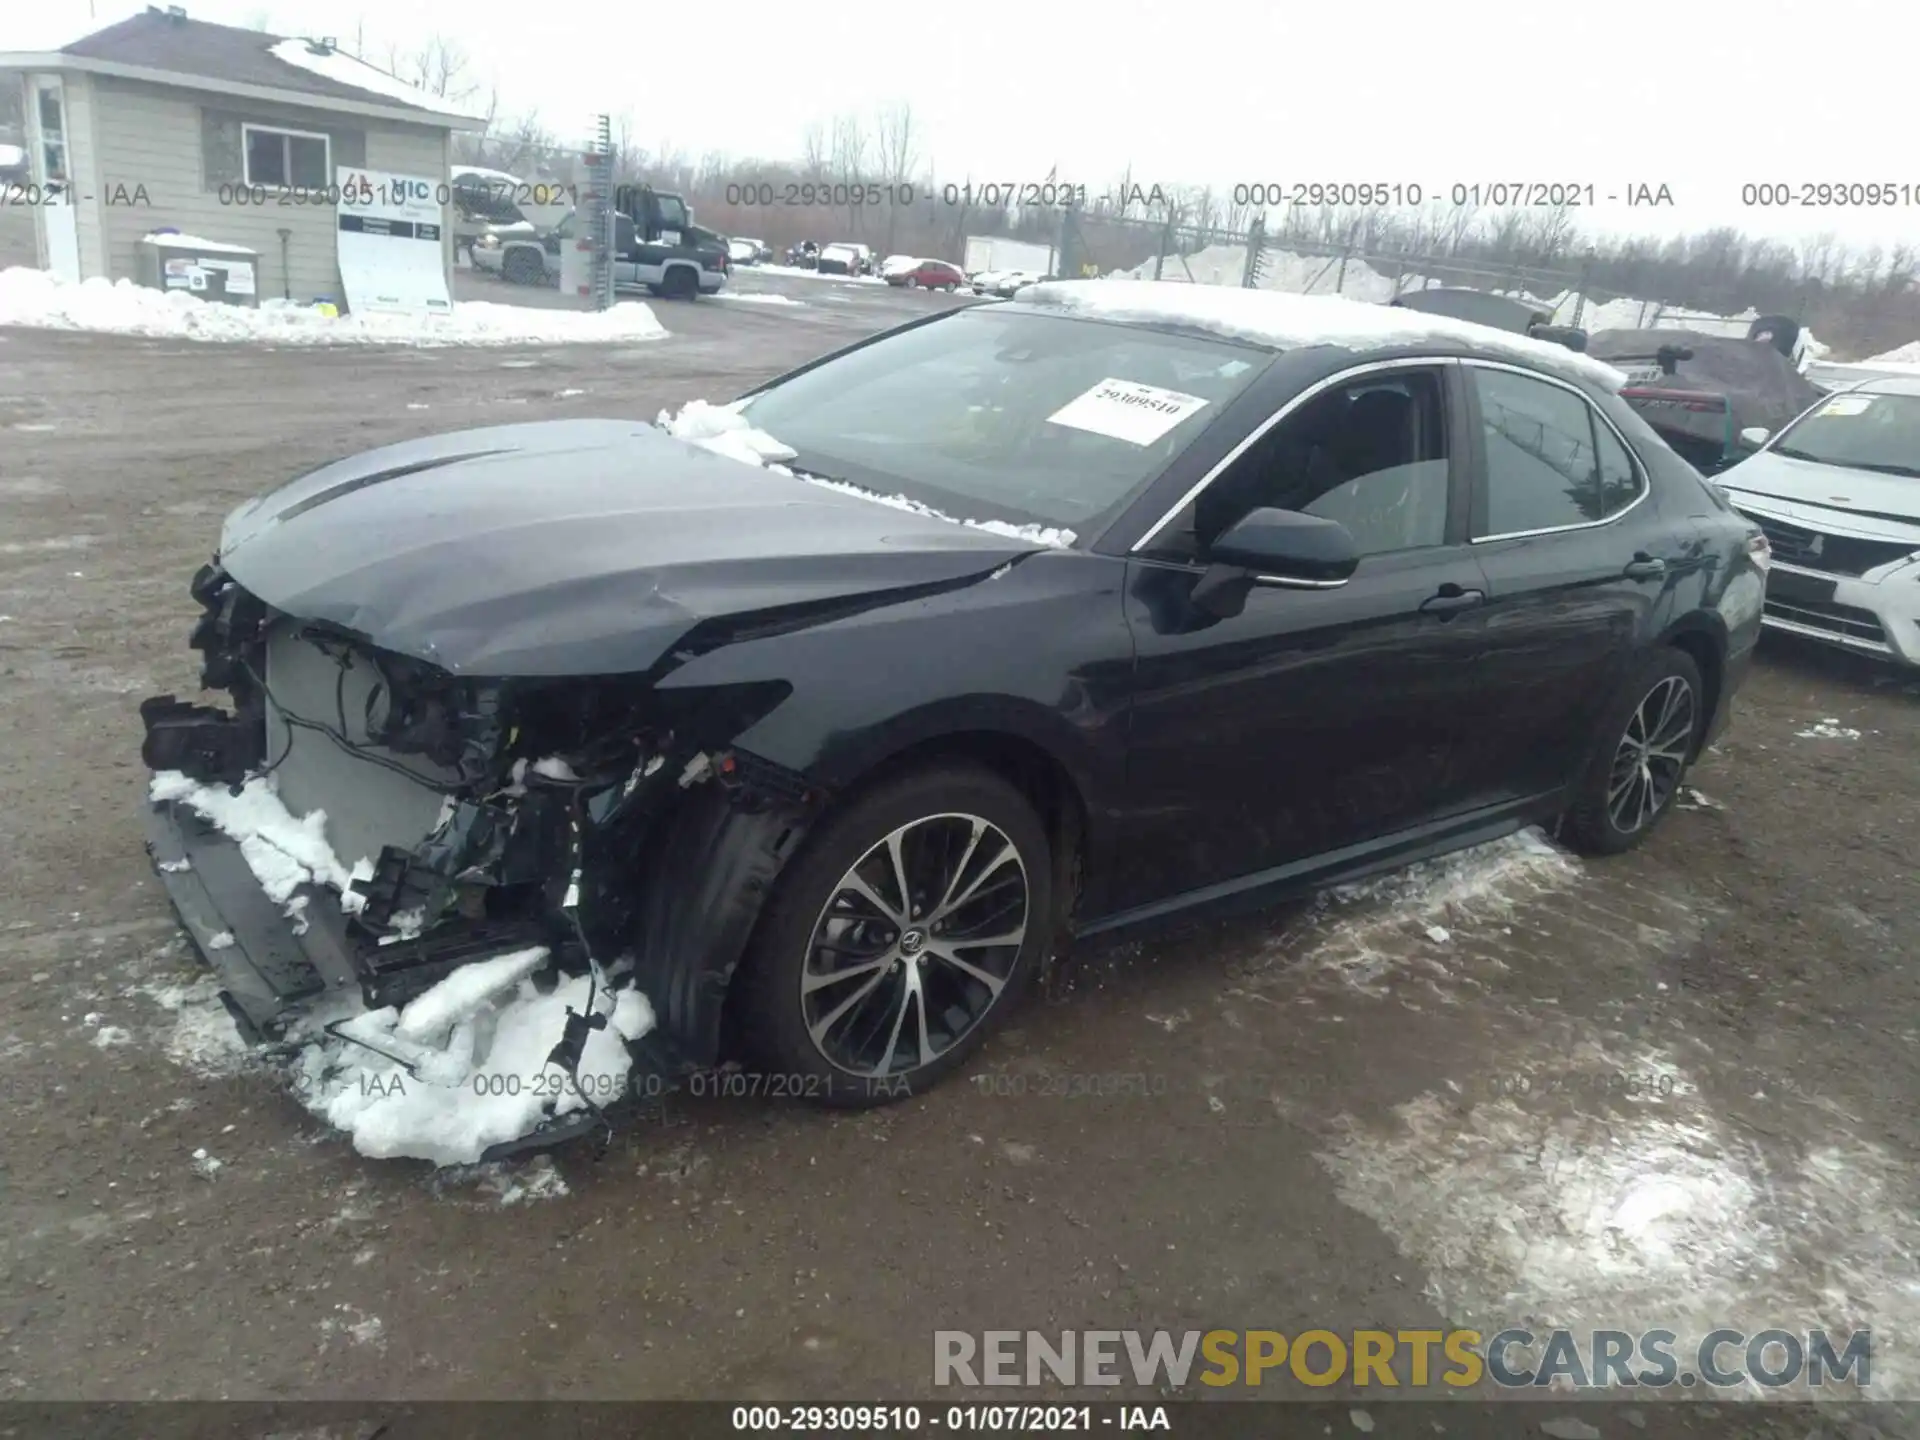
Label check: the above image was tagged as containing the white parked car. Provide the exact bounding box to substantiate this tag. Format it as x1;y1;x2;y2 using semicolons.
1719;375;1920;667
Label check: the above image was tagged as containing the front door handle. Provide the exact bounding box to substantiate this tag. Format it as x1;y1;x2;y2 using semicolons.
1420;583;1485;616
1624;552;1667;580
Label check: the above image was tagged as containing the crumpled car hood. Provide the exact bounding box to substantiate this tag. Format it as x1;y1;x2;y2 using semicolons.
217;419;1039;676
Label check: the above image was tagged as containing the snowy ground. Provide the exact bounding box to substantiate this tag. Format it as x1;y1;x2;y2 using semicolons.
4;307;1918;1421
0;266;670;346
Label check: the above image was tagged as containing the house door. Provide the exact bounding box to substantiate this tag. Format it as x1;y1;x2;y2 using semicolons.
32;78;80;282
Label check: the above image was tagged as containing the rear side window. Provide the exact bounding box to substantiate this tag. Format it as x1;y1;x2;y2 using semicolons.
1472;368;1605;537
1593;418;1646;517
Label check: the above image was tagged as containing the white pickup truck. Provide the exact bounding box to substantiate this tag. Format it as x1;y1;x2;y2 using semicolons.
473;188;729;299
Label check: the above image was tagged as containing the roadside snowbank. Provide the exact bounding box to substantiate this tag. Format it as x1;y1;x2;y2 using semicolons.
1866;340;1920;365
0;267;669;346
658;397;1077;547
754;263;888;285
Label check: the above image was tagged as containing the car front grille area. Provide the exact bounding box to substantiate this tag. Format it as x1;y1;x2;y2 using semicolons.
1749;514;1917;576
1762;595;1890;648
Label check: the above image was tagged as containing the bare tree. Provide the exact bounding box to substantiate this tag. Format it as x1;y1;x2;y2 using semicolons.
872;102;919;253
384;35;481;105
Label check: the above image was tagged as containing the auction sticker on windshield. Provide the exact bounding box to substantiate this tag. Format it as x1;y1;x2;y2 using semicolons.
1819;395;1875;416
1046;378;1209;445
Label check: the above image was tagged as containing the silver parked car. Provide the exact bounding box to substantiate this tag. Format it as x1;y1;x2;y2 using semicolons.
1718;374;1920;667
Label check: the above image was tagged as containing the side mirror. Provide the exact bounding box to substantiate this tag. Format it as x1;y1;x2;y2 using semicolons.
1738;426;1770;449
1191;509;1358;618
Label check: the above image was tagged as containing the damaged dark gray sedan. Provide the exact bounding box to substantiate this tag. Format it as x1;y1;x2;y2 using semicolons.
140;281;1768;1145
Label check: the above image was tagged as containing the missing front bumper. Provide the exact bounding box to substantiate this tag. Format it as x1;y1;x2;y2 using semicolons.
142;795;545;1040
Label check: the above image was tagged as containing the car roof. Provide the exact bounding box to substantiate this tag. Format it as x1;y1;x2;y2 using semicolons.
1847;373;1920;397
1010;280;1628;392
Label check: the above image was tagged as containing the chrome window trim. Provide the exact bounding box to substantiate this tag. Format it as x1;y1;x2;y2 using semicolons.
1128;356;1455;554
1460;357;1652;543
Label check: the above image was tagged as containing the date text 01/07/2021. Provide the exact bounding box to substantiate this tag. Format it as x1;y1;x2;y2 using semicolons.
729;1404;1172;1432
721;180;1148;210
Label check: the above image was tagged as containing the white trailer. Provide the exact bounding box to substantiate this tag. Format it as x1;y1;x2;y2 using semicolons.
963;236;1056;277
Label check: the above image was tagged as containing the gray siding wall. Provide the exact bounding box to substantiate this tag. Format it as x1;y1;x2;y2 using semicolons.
87;74;450;305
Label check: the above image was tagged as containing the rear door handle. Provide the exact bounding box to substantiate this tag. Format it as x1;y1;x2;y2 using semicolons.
1624;552;1667;579
1420;584;1485;616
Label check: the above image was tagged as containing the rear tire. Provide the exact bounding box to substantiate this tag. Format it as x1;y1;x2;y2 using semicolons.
1563;647;1705;855
736;764;1052;1107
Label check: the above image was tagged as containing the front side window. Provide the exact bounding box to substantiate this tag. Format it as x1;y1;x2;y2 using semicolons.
739;307;1270;533
1152;368;1452;562
1771;392;1920;479
1472;368;1604;537
243;124;329;189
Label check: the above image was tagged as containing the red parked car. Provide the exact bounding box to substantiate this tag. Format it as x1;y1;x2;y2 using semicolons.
886;259;966;292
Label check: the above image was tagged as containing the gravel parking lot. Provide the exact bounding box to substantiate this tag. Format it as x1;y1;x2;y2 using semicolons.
2;273;1917;1433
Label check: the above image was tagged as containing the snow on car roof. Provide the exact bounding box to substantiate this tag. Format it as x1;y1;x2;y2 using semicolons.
1018;280;1629;392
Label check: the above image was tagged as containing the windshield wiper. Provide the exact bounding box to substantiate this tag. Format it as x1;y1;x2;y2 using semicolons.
1769;446;1819;462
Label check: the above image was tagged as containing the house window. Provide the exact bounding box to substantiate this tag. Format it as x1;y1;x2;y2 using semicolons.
242;123;330;189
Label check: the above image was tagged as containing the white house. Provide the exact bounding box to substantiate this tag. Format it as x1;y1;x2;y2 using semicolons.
1;6;485;304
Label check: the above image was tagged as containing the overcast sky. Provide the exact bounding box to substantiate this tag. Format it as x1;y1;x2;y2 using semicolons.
13;0;1919;249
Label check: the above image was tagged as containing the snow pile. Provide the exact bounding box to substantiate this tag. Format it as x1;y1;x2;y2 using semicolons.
140;230;258;255
150;769;370;915
0;267;669;346
1023;281;1630;393
292;963;655;1166
267;38;481;118
1797;718;1863;740
714;292;806;307
1869;340;1920;364
754;263;888;285
657;398;1077;547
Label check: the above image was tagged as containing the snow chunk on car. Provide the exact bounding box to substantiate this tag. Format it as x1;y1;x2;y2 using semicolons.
1019;280;1630;394
294;962;656;1166
656;398;1077;548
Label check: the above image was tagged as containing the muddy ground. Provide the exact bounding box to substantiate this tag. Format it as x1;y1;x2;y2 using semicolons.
2;269;1917;1437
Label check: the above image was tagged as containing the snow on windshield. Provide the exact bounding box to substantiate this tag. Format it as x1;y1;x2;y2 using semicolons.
1021;280;1630;393
657;398;1078;547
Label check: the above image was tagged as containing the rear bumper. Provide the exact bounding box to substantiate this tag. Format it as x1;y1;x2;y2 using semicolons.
142;797;360;1042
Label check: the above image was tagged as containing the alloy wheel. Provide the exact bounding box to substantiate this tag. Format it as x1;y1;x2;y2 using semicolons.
1607;675;1696;834
799;812;1030;1078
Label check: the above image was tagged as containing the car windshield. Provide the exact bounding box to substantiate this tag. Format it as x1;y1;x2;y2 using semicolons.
738;306;1271;532
1772;392;1920;477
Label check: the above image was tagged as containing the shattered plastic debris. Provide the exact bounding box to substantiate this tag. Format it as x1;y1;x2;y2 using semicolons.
191;1147;223;1178
1424;925;1451;944
1678;787;1726;812
656;398;1077;548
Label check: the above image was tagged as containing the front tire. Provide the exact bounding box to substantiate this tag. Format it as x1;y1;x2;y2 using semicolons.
501;247;544;286
1564;648;1704;855
736;764;1052;1106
